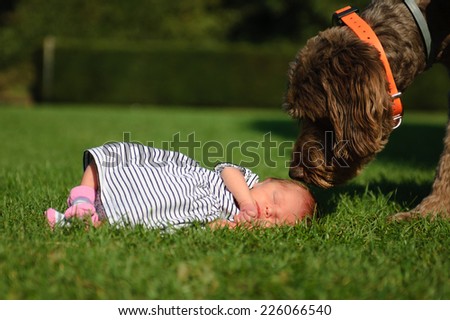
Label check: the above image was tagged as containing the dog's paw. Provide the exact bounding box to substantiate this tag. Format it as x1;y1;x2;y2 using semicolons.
389;209;450;222
388;211;421;222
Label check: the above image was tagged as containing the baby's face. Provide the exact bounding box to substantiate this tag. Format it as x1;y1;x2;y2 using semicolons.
246;179;315;226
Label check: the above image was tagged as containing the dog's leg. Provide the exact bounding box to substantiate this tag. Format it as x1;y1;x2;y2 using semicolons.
392;92;450;220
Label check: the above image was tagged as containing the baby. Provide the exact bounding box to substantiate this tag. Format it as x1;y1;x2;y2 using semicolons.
45;142;316;230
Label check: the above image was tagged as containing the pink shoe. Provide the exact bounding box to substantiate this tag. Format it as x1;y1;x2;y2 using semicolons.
45;208;65;228
64;202;96;219
64;203;101;227
64;185;101;226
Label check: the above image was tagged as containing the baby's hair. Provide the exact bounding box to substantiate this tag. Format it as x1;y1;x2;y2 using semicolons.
266;177;310;191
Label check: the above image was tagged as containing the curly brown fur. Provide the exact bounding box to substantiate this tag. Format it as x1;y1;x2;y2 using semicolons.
285;26;395;187
284;0;450;218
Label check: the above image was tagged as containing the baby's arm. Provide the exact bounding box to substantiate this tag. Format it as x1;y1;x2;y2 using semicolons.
220;167;257;222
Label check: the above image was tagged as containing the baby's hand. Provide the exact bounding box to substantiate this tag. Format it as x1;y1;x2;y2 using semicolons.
235;201;258;223
209;219;237;229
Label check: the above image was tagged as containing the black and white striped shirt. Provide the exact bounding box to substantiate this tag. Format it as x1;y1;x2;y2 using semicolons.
84;143;259;229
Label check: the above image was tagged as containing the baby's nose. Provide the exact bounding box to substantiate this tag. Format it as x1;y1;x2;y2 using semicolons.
265;206;272;217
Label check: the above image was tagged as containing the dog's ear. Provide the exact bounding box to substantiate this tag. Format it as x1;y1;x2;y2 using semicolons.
323;36;394;159
284;35;329;120
285;28;394;158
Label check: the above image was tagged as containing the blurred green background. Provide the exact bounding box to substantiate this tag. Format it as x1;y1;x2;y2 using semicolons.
0;0;448;108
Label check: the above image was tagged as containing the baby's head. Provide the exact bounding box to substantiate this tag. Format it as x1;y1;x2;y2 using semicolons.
246;177;316;227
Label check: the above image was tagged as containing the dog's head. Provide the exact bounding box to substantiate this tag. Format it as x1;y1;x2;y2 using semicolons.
284;27;395;188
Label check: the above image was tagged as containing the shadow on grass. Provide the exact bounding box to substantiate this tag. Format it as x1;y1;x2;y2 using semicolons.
251;118;447;215
251;119;445;168
309;180;433;217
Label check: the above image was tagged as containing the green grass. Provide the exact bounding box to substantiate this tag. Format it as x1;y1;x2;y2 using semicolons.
0;105;449;299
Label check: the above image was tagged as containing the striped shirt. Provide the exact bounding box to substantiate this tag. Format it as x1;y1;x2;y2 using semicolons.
84;143;259;229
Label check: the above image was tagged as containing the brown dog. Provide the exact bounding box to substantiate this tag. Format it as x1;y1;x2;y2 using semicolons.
284;0;450;219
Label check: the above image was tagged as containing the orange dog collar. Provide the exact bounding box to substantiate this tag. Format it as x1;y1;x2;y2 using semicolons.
333;6;403;128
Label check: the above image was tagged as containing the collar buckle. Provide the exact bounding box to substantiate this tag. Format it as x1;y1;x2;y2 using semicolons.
393;114;403;129
332;6;360;26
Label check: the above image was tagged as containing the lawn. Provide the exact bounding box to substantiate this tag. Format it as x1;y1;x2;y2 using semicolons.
0;105;448;299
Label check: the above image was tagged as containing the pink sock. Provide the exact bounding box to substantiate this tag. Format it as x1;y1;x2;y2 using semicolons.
67;186;96;206
65;186;98;221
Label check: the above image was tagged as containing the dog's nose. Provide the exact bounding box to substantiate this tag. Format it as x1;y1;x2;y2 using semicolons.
289;167;304;180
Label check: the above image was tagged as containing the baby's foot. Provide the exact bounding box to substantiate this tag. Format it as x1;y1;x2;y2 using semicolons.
64;202;96;219
45;208;68;228
64;185;101;226
64;203;101;227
